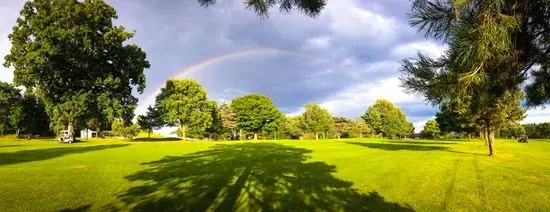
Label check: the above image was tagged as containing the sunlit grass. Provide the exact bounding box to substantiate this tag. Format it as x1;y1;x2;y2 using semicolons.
0;138;549;211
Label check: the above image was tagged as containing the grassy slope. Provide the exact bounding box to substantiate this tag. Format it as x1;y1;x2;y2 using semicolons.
0;138;549;211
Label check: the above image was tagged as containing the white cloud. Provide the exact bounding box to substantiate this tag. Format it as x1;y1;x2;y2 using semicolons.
317;77;418;117
522;107;550;124
324;0;402;44
391;41;447;58
0;34;13;83
304;36;331;49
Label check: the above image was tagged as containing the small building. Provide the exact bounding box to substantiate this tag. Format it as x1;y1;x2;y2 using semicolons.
80;129;98;139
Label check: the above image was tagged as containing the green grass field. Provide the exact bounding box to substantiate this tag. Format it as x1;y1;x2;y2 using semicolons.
0;138;549;211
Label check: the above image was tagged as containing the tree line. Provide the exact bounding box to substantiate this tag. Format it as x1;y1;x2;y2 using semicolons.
137;79;415;140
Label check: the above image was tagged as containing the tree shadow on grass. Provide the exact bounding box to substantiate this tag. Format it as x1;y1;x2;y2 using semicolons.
107;143;414;211
347;142;449;151
0;145;21;148
386;141;459;145
57;204;92;212
132;137;182;142
346;142;485;156
0;144;129;166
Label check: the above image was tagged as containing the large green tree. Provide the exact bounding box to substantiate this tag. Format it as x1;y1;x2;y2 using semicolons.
435;98;479;139
198;0;326;17
422;119;440;139
0;82;22;135
219;102;238;140
332;117;352;139
230;94;283;140
362;100;411;139
18;89;52;139
4;0;150;137
301;103;333;140
154;79;214;140
399;0;545;155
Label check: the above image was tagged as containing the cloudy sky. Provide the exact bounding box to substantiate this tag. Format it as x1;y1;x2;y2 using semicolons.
1;0;549;132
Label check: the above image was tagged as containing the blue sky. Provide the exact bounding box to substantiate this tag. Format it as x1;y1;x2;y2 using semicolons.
1;0;549;132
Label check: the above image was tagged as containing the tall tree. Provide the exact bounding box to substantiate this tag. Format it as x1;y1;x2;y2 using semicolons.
154;79;213;140
401;0;550;155
0;82;22;135
4;0;150;137
362;100;411;139
333;117;352;139
435;98;479;139
204;101;222;140
230;94;283;140
422;120;440;139
280;115;303;139
198;0;326;17
351;117;372;138
137;106;163;139
301;103;333;140
219;102;238;140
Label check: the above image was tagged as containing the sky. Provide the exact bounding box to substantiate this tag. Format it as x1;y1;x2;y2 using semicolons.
1;0;549;132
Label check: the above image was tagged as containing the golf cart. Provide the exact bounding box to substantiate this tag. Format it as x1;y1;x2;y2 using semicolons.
58;130;74;143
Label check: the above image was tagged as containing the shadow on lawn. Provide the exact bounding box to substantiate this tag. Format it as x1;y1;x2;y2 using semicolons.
57;204;92;212
132;137;182;142
346;142;485;156
107;143;414;211
0;144;128;166
0;145;22;148
386;141;459;145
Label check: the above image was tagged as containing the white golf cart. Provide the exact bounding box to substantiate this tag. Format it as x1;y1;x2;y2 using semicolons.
58;130;74;143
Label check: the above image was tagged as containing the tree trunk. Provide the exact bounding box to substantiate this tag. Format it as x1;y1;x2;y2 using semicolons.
27;132;31;140
68;122;74;137
180;124;186;141
239;129;243;140
371;131;374;138
253;133;258;140
488;129;495;156
148;131;151;139
468;133;471;140
16;129;20;138
315;132;319;140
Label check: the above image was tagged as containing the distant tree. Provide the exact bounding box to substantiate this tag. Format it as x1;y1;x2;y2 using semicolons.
231;94;283;140
0;82;22;135
112;119;140;139
333;117;352;139
219;102;238;140
154;79;213;140
137;106;163;139
351;117;372;138
280;115;303;139
302;103;333;140
198;0;326;17
362;100;411;139
204;101;222;140
422;120;440;139
4;0;150;137
18;90;51;139
498;124;525;139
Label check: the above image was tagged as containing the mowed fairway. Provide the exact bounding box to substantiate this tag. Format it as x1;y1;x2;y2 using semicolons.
0;139;549;211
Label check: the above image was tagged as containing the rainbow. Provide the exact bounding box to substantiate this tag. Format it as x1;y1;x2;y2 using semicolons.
136;47;357;114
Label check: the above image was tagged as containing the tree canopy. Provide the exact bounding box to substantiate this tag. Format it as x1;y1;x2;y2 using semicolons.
154;79;214;140
301;103;333;140
137;106;163;139
362;100;412;139
399;0;543;155
422;119;440;139
230;94;283;139
4;0;150;136
198;0;326;17
0;82;22;135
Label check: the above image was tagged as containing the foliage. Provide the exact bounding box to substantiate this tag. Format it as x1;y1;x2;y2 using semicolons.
523;123;550;139
4;0;150;135
301;103;333;139
278;115;303;139
498;124;525;139
204;101;222;140
154;79;213;139
399;0;547;155
230;94;283;139
17;90;52;138
218;102;238;140
197;0;326;17
111;120;140;139
422;120;440;139
137;106;163;139
0;82;22;134
362;100;411;139
333;117;352;139
350;117;372;138
435;99;478;135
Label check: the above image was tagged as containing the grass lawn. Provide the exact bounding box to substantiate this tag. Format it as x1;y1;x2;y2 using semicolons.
0;138;549;211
